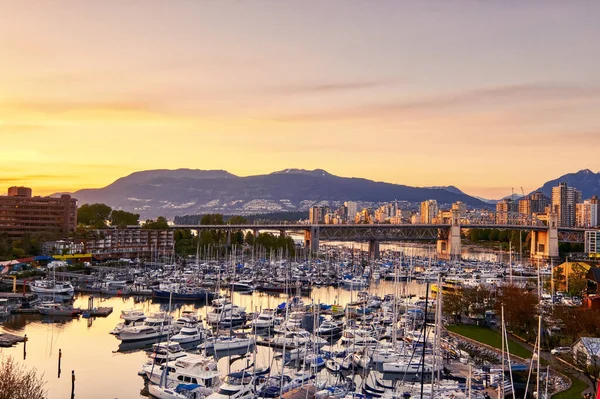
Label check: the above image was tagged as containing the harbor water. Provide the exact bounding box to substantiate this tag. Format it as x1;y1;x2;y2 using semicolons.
0;280;428;399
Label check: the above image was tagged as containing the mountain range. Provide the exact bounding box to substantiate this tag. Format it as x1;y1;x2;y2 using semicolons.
68;168;489;219
64;168;600;219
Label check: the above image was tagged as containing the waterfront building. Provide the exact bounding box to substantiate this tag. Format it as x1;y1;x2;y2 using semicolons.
84;229;174;259
451;201;466;215
0;187;77;238
552;183;582;227
576;200;599;228
41;240;85;256
420;200;438;224
585;230;600;256
495;198;517;224
309;206;327;224
344;201;357;223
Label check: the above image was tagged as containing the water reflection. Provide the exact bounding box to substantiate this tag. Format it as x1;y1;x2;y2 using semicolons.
0;280;426;399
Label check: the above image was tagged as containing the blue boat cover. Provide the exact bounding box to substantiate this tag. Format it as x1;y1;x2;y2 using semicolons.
176;383;201;392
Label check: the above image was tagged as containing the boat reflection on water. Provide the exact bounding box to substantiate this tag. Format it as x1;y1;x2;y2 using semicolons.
118;338;200;354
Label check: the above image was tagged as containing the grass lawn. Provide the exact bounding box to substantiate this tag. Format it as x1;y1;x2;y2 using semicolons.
553;374;587;399
447;324;533;359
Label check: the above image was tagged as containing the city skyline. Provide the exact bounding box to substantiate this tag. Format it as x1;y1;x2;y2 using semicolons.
2;1;600;198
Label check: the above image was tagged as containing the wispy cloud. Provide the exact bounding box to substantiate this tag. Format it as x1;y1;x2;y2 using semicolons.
269;79;396;94
271;83;600;122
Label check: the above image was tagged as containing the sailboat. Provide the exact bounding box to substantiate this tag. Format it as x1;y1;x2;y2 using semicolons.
35;267;81;316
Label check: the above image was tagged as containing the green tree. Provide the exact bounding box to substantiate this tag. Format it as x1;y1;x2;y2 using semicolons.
568;263;588;297
227;215;248;225
110;210;140;227
469;229;480;242
488;229;499;241
77;203;112;228
200;214;224;225
245;232;255;246
498;230;509;242
443;291;467;323
143;216;169;229
495;284;538;339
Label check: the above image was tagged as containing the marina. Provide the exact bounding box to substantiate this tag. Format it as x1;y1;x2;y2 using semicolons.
0;249;571;398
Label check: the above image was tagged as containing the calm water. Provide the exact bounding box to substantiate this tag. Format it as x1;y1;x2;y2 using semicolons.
0;280;427;399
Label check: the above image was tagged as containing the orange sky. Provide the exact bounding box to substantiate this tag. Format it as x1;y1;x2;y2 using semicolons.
1;1;599;199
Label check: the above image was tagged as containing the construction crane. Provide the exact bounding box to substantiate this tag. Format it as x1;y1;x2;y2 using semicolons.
521;187;525;198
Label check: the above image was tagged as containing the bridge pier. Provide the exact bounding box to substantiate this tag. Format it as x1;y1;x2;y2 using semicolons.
436;210;462;260
368;240;380;260
226;231;231;246
530;213;559;261
304;226;320;253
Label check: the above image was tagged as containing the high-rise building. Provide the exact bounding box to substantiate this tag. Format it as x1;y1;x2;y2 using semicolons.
451;201;466;216
344;201;358;223
495;198;518;224
309;206;327;224
552;183;582;227
0;188;77;238
585;230;600;256
576;200;599;228
529;191;550;214
420;200;438;224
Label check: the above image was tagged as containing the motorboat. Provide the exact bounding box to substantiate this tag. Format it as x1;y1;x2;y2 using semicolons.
251;309;277;329
148;341;188;364
111;312;147;335
316;320;343;336
118;313;177;343
256;372;315;398
30;279;74;295
145;354;221;388
231;280;255;292
213;336;256;352
205;367;270;399
148;383;214;399
174;311;200;329
272;330;327;348
171;322;207;344
381;360;435;375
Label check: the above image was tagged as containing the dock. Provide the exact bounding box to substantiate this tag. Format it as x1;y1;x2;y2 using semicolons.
0;332;26;347
83;307;113;317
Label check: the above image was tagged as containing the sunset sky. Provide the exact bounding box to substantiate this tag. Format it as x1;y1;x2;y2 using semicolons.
1;1;599;199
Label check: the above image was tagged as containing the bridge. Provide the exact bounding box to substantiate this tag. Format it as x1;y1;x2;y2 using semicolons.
169;211;592;260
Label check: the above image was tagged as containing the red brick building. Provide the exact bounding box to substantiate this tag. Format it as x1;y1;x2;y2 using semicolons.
0;187;77;238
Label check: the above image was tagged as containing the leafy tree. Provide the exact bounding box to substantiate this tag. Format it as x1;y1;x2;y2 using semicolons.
110;210;140;227
143;216;169;229
488;229;499;241
77;203;112;228
443;290;467;323
498;230;509;242
200;214;224;225
495;284;538;339
462;284;495;320
227;215;247;225
568;263;588;297
0;355;46;399
245;232;255;246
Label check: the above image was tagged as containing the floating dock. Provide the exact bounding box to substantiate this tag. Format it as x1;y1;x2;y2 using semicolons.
83;307;113;317
0;332;26;347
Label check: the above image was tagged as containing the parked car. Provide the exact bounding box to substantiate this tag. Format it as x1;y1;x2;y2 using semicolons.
551;347;571;355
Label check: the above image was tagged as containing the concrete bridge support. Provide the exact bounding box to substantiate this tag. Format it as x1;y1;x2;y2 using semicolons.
368;240;380;260
531;213;559;260
304;226;320;253
436;209;462;260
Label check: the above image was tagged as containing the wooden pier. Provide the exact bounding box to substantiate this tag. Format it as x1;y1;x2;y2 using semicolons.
84;307;113;317
282;385;316;399
0;332;26;347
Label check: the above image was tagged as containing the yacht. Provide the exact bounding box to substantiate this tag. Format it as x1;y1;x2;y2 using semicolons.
213;336;256;352
205;367;270;399
147;341;188;364
111;311;147;335
272;330;327;348
171;322;207;344
251;309;277;329
145;354;221;388
118;313;176;343
256;372;315;398
316;320;343;336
